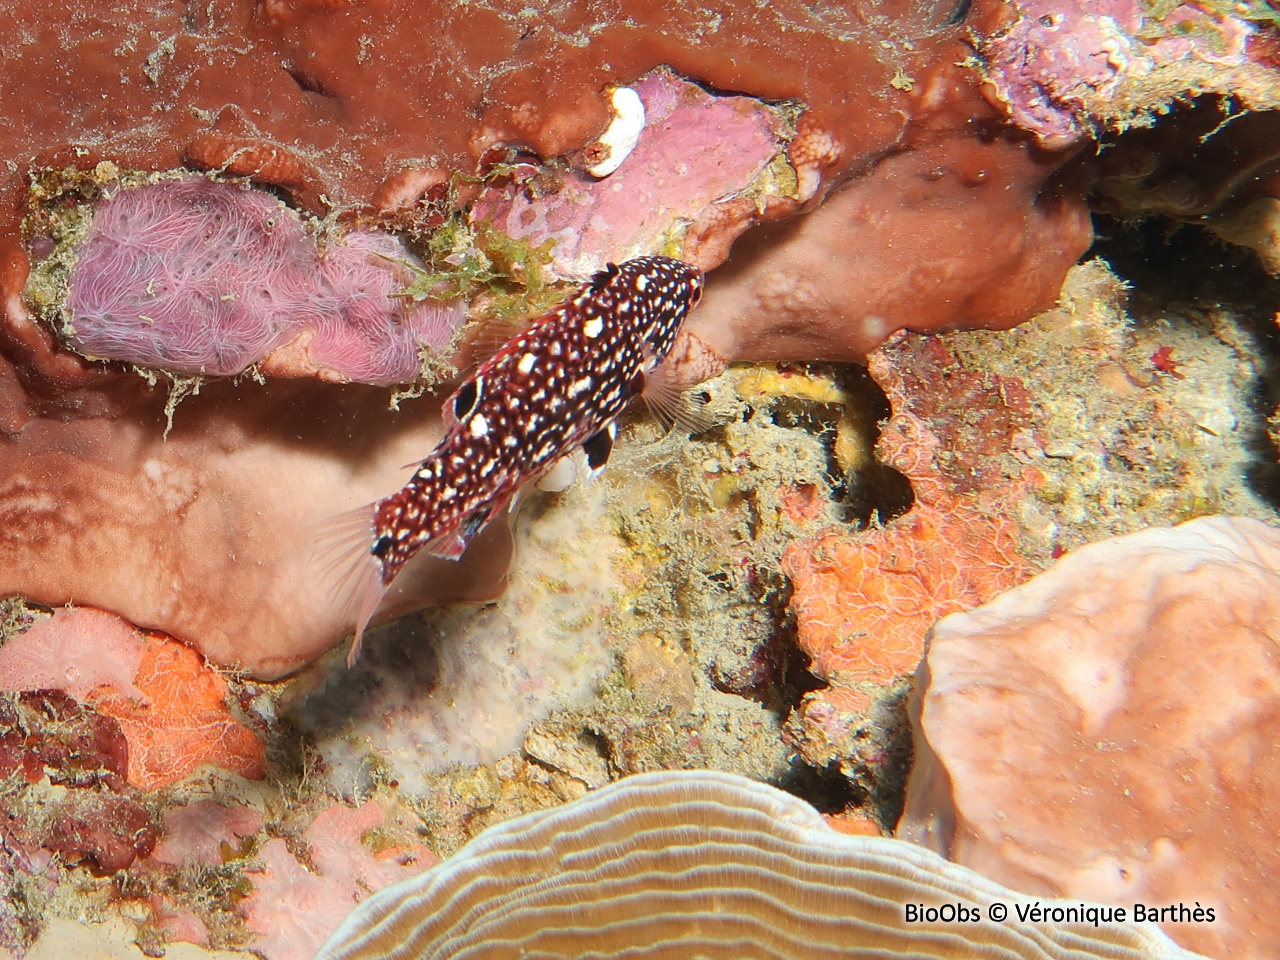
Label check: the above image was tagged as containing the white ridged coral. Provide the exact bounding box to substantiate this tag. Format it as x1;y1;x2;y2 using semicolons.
318;770;1203;960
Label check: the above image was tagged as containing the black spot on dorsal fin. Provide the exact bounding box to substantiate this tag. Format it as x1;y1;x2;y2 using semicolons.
588;262;621;292
453;380;479;420
582;421;617;471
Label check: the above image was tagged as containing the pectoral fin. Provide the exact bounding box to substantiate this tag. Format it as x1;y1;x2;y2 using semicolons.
639;361;714;434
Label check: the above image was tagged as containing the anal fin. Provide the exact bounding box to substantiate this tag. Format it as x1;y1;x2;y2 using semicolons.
582;421;617;476
421;503;501;560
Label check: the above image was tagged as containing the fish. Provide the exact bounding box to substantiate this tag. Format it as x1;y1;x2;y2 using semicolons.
322;255;705;663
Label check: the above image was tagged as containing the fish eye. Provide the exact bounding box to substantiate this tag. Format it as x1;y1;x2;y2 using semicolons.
371;535;393;559
453;381;479;419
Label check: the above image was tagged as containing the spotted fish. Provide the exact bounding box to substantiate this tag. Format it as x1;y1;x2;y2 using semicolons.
325;255;705;662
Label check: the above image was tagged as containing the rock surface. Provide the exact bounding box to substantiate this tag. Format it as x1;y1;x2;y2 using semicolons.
901;515;1280;960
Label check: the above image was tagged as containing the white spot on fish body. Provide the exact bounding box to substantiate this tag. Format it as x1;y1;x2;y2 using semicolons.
583;316;604;338
569;377;593;396
636;274;649;291
469;414;489;437
518;352;537;373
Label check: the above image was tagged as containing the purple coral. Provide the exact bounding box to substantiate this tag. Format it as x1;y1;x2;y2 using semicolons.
67;179;321;376
65;179;463;383
984;0;1255;145
313;231;464;383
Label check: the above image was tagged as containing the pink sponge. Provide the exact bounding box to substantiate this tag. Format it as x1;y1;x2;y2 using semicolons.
65;179;463;383
312;230;464;384
66;178;323;376
0;606;146;702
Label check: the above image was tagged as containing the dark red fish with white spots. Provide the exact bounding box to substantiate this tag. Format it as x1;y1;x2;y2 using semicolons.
325;255;704;661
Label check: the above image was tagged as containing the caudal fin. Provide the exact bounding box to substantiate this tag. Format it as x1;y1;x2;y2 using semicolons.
312;505;392;667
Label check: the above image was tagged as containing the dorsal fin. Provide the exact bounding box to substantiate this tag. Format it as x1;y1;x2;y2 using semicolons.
588;262;621;292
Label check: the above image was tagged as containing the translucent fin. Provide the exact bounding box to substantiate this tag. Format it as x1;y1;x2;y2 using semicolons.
312;504;392;667
536;453;580;492
455;318;526;369
641;361;715;434
421;528;470;561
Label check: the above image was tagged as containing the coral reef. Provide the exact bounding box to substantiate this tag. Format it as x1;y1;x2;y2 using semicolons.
779;254;1277;826
685;112;1092;366
2;0;1272;677
981;0;1274;146
900;516;1280;959
0;0;1276;955
243;840;362;960
0;607;145;703
1090;102;1280;276
783;425;1032;688
242;801;437;960
0;687;158;950
90;634;266;791
151;802;264;868
317;770;1201;960
286;363;853;861
0;373;514;678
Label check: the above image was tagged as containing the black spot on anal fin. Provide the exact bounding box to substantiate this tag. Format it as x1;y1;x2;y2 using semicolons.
588;262;621;291
460;511;486;539
582;422;617;471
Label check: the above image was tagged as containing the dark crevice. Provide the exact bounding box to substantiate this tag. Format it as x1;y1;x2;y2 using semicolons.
760;362;915;526
774;759;866;815
705;563;824;714
285;65;340;100
1089;214;1280;511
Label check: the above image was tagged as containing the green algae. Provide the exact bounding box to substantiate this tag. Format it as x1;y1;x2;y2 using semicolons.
393;216;566;323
